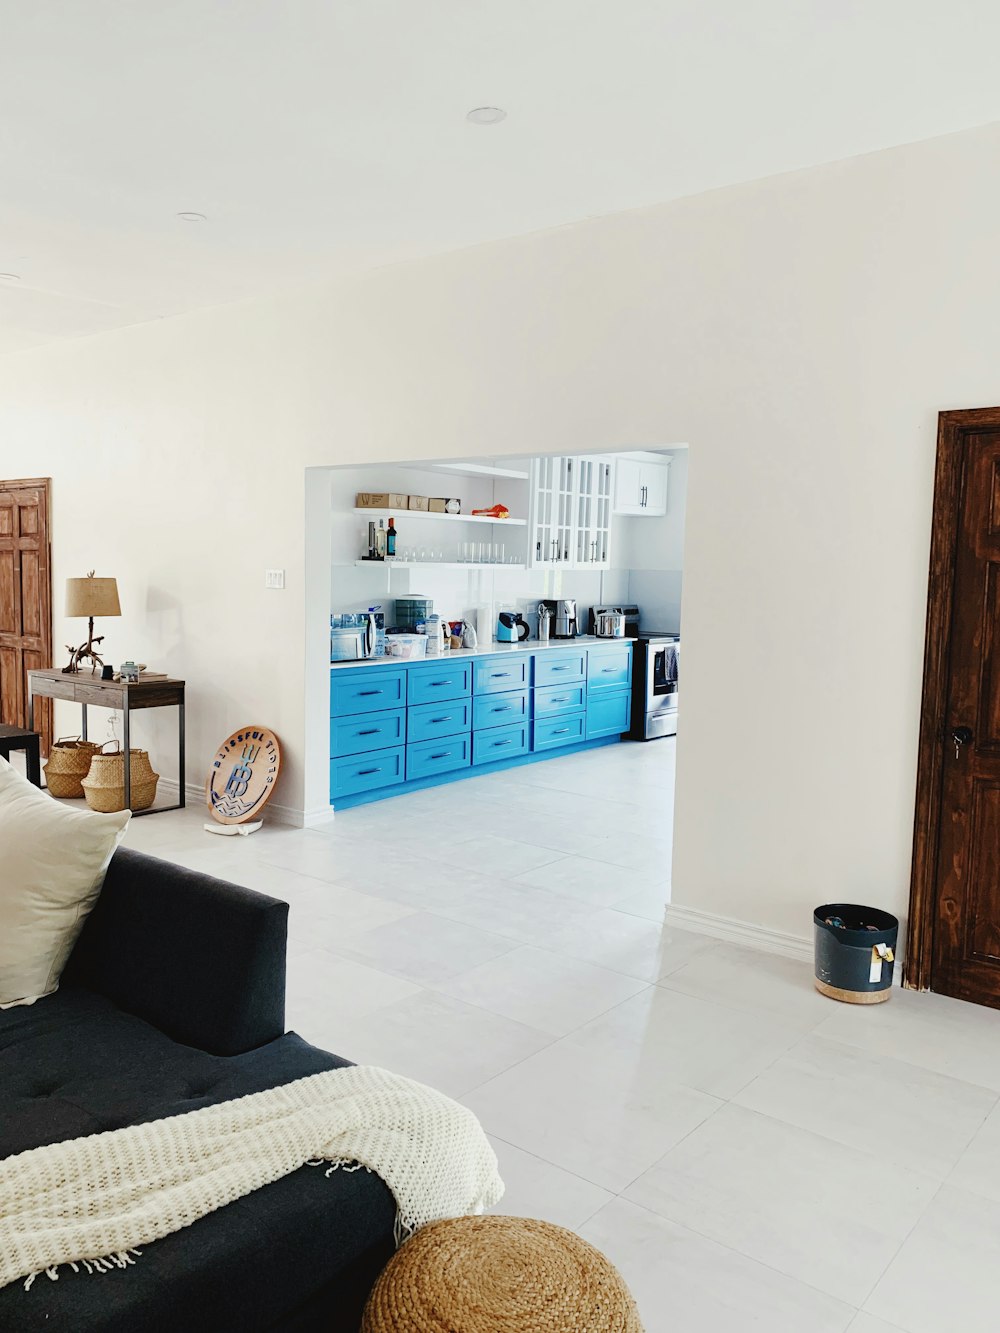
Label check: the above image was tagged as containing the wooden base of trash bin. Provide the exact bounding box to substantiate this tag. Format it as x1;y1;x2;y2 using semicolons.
815;979;891;1005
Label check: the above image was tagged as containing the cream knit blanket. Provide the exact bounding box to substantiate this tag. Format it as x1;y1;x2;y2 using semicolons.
0;1065;504;1291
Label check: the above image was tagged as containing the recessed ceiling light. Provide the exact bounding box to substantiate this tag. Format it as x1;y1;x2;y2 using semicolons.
466;106;507;125
176;211;207;222
0;272;20;282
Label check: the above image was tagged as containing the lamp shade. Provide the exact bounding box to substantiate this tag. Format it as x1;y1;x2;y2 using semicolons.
65;576;121;618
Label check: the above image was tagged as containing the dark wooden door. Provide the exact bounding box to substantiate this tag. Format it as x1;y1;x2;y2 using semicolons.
911;411;1000;1008
0;478;52;754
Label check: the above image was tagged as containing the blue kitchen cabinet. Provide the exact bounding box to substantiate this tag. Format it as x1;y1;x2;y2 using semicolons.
331;668;406;717
329;642;632;807
406;733;472;781
533;683;586;717
407;660;473;706
534;652;586;686
586;644;632;740
587;646;633;692
472;721;530;766
330;708;406;758
472;690;530;730
533;712;587;751
407;697;473;743
473;656;530;695
586;691;632;739
330;747;406;799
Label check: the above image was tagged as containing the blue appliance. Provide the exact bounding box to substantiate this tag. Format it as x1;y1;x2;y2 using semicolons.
497;611;529;643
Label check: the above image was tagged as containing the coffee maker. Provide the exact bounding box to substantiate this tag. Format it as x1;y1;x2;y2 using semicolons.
540;598;578;639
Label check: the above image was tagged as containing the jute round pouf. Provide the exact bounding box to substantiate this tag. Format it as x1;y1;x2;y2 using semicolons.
361;1215;643;1333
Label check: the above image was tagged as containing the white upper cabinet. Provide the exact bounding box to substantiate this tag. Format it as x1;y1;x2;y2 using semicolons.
529;455;615;569
574;455;614;568
529;455;575;567
613;453;670;516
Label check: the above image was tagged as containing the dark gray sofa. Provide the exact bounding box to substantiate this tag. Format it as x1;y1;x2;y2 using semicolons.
0;848;396;1332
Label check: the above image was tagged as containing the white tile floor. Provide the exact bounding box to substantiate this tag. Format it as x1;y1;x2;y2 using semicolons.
57;739;1000;1330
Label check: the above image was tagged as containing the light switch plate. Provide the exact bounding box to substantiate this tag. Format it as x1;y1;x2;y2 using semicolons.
264;569;285;589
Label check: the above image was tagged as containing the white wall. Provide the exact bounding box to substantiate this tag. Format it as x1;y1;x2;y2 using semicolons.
4;121;1000;937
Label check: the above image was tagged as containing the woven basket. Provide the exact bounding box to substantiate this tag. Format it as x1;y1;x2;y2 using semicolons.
361;1215;644;1333
81;743;159;813
42;737;102;799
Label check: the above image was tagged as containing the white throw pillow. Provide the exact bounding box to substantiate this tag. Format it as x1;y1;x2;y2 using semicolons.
0;754;130;1008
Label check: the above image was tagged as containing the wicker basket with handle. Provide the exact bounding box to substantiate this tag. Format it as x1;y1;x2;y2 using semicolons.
81;742;159;813
42;737;102;799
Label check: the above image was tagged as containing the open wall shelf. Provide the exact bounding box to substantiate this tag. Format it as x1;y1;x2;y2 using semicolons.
347;560;525;571
353;508;526;526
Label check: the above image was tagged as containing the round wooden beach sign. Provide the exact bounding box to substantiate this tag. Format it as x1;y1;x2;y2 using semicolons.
206;725;281;824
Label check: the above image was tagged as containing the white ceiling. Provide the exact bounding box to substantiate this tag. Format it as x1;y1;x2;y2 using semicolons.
3;0;1000;354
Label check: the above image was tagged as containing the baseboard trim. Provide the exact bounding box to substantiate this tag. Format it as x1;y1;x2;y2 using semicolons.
666;903;813;962
667;903;905;985
156;778;308;829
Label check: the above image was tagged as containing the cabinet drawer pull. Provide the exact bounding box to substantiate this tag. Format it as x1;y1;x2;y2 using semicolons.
490;671;510;678
358;728;380;735
358;689;383;696
553;727;570;735
358;766;381;775
431;717;453;724
493;738;514;747
429;681;453;687
492;705;511;713
550;696;568;703
551;665;571;671
430;751;452;760
601;666;621;673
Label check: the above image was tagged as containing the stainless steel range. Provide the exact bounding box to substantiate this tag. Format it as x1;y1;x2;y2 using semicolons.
630;633;679;740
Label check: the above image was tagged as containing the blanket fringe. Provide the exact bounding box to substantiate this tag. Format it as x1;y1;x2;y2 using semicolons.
23;1250;142;1292
307;1158;414;1249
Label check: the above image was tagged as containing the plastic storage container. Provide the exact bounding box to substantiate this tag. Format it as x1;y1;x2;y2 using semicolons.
385;634;428;659
814;903;898;1004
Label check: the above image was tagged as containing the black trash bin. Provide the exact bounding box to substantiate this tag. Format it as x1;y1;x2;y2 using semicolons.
814;904;898;1004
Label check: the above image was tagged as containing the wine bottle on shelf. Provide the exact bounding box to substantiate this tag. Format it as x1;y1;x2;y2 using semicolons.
375;520;387;560
386;517;397;557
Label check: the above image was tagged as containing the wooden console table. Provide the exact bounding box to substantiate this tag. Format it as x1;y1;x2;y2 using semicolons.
27;669;185;816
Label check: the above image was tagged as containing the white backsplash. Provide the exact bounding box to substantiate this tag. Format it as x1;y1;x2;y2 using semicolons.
628;569;682;634
331;561;631;638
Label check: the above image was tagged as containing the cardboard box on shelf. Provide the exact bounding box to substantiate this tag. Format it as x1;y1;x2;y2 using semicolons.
428;497;461;513
407;495;430;511
356;492;408;509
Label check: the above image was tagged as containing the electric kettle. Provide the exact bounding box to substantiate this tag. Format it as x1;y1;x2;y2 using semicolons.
497;611;530;642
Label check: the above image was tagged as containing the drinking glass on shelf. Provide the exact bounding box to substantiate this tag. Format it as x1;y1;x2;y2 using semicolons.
417;547;428;563
495;542;505;565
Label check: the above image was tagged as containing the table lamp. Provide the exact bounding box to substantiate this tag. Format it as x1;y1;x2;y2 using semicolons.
64;571;121;674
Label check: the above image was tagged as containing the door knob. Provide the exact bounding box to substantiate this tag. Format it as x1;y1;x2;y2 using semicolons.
952;725;973;759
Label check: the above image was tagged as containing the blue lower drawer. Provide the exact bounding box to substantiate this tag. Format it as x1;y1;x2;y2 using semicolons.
473;721;530;766
586;691;631;739
331;747;405;799
473;690;529;730
407;697;472;743
330;709;406;758
534;683;586;717
587;647;632;693
406;734;471;782
533;712;587;751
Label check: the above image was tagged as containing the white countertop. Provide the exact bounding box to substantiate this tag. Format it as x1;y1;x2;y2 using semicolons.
330;634;630;669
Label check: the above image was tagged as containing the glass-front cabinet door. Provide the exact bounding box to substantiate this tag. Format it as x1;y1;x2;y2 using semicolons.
574;455;614;568
530;456;576;567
